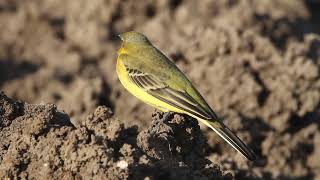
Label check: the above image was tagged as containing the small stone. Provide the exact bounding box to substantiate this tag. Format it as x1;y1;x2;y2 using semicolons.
116;160;128;169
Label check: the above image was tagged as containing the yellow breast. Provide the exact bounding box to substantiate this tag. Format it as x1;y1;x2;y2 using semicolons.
116;55;184;113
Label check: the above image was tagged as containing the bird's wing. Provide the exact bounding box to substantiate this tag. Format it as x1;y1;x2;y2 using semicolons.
123;60;213;120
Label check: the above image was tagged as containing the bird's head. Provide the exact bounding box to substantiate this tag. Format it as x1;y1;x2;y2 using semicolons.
118;31;151;45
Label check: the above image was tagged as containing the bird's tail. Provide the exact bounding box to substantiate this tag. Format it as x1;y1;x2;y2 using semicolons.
198;118;257;161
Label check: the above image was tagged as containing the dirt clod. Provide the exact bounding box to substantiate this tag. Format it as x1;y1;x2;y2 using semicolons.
0;93;229;179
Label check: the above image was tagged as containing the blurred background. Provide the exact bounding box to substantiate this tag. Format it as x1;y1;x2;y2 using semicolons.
0;0;320;179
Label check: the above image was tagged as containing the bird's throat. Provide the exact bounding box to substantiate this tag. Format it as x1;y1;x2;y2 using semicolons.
117;46;128;55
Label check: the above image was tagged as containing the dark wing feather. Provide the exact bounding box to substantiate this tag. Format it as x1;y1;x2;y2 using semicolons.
126;67;213;120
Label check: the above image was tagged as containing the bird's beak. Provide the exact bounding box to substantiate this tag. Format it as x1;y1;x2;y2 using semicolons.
117;34;123;41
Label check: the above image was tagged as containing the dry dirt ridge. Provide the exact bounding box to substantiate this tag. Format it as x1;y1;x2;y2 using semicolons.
0;92;233;179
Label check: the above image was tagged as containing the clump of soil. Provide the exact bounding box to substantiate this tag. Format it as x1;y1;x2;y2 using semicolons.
0;92;231;179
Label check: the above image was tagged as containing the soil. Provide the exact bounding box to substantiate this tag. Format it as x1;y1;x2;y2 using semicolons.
0;93;230;179
0;0;320;179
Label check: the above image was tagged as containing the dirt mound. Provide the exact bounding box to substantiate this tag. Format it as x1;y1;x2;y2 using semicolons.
0;92;230;179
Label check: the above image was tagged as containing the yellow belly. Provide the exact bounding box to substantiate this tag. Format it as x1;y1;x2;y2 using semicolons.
116;58;185;114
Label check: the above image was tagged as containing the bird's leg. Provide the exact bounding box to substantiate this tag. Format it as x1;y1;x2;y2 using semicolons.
151;112;173;135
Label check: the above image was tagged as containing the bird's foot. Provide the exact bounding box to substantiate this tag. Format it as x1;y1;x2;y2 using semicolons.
151;112;174;135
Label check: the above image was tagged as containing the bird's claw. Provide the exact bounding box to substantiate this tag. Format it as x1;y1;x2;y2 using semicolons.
150;112;174;136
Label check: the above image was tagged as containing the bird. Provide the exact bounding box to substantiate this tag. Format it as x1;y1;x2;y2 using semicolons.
116;31;256;161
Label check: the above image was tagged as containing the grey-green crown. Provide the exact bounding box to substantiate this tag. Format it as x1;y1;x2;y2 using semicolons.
119;31;151;44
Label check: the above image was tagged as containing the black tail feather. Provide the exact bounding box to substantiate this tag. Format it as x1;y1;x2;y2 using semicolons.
201;119;257;161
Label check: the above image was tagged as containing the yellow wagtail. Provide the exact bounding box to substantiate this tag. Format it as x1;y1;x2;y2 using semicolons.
116;31;256;161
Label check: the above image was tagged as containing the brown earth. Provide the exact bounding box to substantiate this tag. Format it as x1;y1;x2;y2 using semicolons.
0;92;231;179
0;0;320;179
